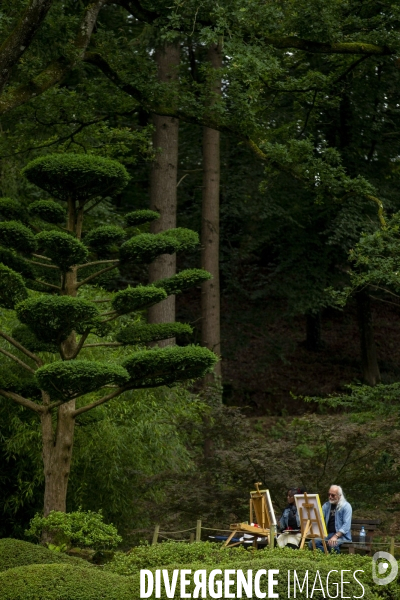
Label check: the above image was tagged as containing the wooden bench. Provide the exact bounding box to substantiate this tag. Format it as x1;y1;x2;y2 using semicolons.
341;519;381;555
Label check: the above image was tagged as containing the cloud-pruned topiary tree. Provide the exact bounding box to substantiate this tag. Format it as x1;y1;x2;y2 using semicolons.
0;153;217;516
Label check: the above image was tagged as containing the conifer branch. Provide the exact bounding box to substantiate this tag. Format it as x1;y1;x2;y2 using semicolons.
0;347;36;373
72;385;129;417
76;264;119;288
0;389;43;413
0;331;43;366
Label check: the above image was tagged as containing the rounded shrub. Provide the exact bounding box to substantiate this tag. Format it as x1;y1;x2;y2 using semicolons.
0;221;36;254
35;360;130;400
26;510;122;550
0;197;27;222
119;233;177;264
0;264;28;309
122;345;218;387
16;296;99;343
112;285;167;315
0;563;136;600
116;322;193;344
160;227;199;252
0;538;87;572
22;154;130;201
154;268;212;295
36;230;88;270
84;225;126;254
29;200;66;224
125;209;160;226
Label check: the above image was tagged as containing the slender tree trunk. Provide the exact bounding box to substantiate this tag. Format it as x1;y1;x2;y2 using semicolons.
201;43;222;383
148;43;180;345
356;289;381;386
42;402;76;516
41;197;79;516
306;311;322;351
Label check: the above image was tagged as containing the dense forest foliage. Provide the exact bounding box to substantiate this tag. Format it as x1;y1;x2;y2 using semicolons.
0;0;400;543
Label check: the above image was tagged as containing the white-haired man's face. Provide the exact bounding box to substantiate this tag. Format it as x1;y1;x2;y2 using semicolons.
328;486;340;505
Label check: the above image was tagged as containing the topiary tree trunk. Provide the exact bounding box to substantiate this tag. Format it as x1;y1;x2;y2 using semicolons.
0;153;217;516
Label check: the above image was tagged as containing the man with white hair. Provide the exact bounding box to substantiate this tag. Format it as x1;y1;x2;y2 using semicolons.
310;485;352;553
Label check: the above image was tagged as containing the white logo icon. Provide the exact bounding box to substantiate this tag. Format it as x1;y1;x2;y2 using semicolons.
372;551;398;585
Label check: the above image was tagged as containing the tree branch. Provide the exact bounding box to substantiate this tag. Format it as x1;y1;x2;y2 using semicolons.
0;0;54;94
72;385;129;417
77;259;119;270
77;263;119;288
0;389;43;413
263;36;392;55
0;347;36;373
71;330;90;359
33;279;61;290
0;0;108;116
0;331;43;366
82;342;122;347
26;259;60;269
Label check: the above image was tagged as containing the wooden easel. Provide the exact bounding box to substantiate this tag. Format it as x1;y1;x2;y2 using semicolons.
225;483;276;548
298;492;328;554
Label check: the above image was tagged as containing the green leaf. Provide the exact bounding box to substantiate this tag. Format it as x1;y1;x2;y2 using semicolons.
0;221;36;254
36;231;88;270
116;322;193;344
29;201;66;224
0;263;28;309
125;210;160;226
112;286;167;315
154;269;211;295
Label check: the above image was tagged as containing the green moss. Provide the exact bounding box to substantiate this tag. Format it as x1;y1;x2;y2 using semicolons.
22;154;130;202
0;539;87;572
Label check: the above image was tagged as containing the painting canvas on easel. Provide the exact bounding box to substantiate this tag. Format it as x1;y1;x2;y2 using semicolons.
250;486;276;529
295;492;328;553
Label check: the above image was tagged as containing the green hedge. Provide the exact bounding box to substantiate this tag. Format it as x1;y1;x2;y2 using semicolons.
0;539;87;572
0;563;136;600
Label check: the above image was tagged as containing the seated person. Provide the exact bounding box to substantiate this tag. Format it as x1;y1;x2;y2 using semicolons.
276;487;305;549
308;485;352;553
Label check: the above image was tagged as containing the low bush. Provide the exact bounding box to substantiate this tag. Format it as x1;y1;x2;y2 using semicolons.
0;538;87;572
0;563;136;600
105;542;400;600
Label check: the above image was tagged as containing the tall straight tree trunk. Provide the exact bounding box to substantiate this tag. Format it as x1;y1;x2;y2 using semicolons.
148;43;180;346
356;289;381;386
201;43;222;383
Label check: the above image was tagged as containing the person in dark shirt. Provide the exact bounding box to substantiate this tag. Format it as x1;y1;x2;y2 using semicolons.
277;487;306;549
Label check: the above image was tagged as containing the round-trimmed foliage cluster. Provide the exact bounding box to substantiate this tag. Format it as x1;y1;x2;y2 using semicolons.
29;200;66;224
116;322;193;344
16;296;99;343
125;209;160;227
119;233;177;264
22;154;130;202
0;539;87;572
36;360;130;400
0;221;36;254
0;197;27;222
160;228;199;252
0;264;28;309
0;563;136;600
154;268;212;296
84;226;125;254
0;248;34;279
122;346;217;387
112;285;167;315
36;231;88;270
